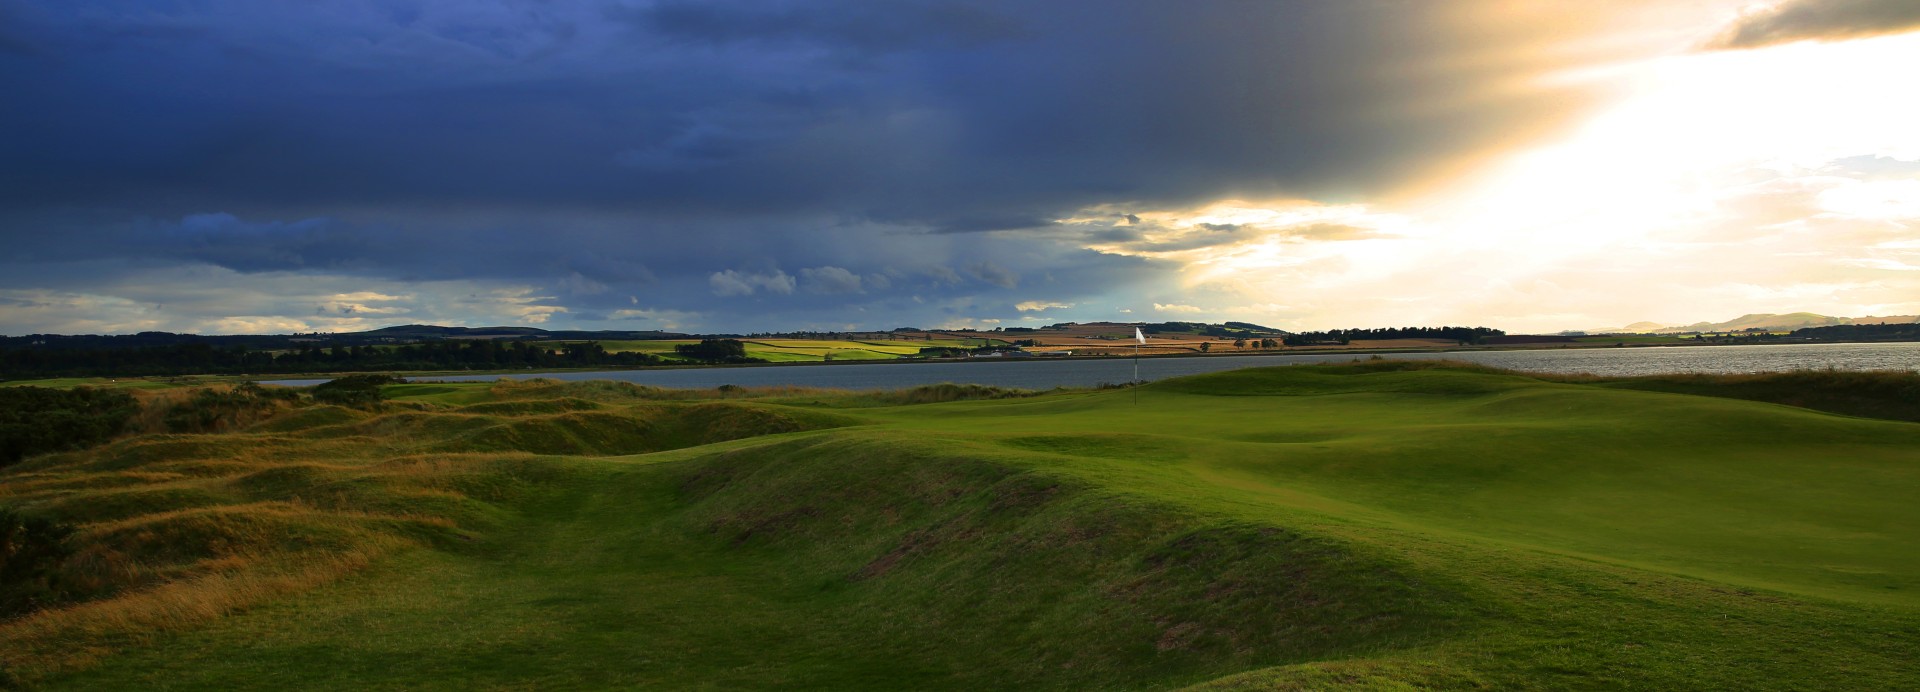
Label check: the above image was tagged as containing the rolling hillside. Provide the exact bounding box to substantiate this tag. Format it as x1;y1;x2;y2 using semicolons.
3;364;1918;689
1593;312;1920;334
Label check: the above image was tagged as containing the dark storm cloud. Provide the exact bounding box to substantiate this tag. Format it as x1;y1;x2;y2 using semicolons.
799;266;863;294
0;1;1577;214
0;2;44;56
0;0;1602;332
1710;0;1920;49
625;0;1025;56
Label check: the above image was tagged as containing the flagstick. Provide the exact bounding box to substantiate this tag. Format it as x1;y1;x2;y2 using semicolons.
1131;327;1146;404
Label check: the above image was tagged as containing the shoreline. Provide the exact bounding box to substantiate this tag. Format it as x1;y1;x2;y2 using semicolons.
5;339;1917;387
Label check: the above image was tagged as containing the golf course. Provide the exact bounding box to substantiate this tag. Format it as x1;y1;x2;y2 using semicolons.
3;361;1918;689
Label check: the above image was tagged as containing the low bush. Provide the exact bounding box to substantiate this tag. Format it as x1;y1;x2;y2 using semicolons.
161;382;302;434
0;386;139;467
673;339;763;363
874;383;1039;404
311;374;404;409
0;507;77;618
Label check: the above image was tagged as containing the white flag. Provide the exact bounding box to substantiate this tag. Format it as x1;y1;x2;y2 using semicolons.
1134;327;1147;344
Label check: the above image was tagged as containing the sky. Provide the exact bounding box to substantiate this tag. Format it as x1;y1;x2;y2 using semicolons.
2;0;1918;336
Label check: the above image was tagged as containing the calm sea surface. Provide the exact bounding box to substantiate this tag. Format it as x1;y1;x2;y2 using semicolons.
265;342;1920;390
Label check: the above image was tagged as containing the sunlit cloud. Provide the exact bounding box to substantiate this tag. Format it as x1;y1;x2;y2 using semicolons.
608;307;702;330
0;290;169;335
460;288;567;325
1053;28;1920;333
799;266;864;294
709;269;797;297
1709;0;1920;49
1819;179;1920;218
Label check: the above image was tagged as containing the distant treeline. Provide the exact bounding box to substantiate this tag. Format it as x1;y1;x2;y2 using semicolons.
672;339;760;363
1791;323;1920;341
0;326;690;351
0;340;760;378
1284;327;1505;346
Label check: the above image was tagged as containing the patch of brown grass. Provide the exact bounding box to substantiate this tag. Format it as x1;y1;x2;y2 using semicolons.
0;390;556;683
0;543;403;678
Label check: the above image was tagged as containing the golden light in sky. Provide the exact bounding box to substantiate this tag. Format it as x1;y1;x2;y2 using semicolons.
1077;21;1920;332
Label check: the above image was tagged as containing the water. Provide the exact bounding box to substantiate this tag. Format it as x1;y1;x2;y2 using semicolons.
263;342;1920;391
1434;342;1920;377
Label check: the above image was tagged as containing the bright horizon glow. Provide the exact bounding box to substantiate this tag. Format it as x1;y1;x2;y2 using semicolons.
1078;30;1920;333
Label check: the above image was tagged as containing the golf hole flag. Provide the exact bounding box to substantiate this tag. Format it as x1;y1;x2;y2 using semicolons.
1132;327;1145;389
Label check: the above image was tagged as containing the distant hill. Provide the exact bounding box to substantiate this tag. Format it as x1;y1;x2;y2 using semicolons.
1617;321;1669;332
1007;321;1290;338
359;325;554;339
6;321;1306;348
1591;313;1920;334
1136;321;1287;336
0;324;692;351
1852;315;1920;325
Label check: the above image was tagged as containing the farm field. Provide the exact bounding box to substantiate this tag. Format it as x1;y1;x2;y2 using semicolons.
0;376;235;390
1282;338;1462;350
591;338;1006;363
2;363;1918;688
1575;335;1698;344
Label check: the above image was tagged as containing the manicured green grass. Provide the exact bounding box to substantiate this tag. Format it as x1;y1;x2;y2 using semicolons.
5;363;1919;689
875;365;1920;605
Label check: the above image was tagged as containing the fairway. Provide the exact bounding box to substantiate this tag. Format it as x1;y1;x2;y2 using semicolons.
4;363;1919;689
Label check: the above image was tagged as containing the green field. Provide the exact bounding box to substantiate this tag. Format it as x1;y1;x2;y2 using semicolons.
0;377;224;390
3;363;1918;688
591;338;1004;363
1573;335;1693;344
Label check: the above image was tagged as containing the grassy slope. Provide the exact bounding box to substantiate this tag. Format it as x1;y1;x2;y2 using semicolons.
5;365;1920;689
878;365;1920;604
1580;368;1920;423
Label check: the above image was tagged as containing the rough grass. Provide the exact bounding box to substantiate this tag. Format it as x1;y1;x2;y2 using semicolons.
3;367;1919;689
0;379;865;683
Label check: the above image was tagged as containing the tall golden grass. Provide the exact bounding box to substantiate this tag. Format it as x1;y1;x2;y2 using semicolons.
0;379;875;683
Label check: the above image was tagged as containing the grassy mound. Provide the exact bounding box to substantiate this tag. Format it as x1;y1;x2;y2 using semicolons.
1581;368;1920;423
2;365;1918;688
1153;360;1539;397
451;397;605;416
657;433;1465;687
420;403;861;456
